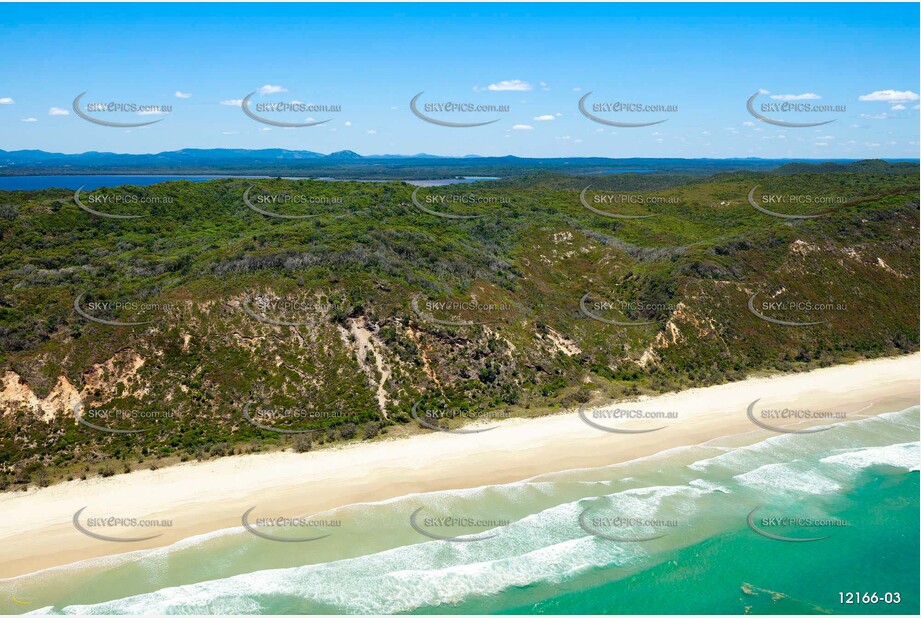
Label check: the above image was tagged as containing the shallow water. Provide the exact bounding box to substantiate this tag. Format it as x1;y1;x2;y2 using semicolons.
2;406;918;615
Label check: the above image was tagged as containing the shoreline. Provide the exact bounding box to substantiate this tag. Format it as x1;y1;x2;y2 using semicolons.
1;353;918;580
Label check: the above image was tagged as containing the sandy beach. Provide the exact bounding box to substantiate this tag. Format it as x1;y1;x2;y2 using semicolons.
1;353;918;580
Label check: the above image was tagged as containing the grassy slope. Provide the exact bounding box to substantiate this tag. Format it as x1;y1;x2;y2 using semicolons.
0;164;918;488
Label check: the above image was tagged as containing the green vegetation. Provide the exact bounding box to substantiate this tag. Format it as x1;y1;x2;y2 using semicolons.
0;160;917;489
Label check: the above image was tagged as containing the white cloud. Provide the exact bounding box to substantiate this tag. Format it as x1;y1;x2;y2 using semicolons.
769;93;821;101
137;110;165;116
572;87;582;92
366;129;377;134
0;97;13;105
533;114;555;121
222;131;239;135
815;135;834;140
860;113;888;120
486;80;532;92
512;124;533;130
258;84;287;95
890;104;906;110
344;121;352;126
260;127;271;131
701;130;711;136
21;117;37;122
174;91;191;99
742;121;756;127
220;99;243;106
48;107;69;115
857;89;919;103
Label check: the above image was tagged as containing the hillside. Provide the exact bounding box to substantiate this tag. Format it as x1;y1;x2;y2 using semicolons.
2;149;907;179
0;164;918;488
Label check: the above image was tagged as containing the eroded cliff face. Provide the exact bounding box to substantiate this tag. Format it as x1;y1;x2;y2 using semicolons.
2;349;146;422
1;173;917;488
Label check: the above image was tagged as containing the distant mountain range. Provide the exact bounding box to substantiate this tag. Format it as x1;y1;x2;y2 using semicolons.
0;148;468;164
0;148;916;179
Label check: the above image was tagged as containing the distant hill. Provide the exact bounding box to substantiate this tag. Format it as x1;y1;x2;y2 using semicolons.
326;150;363;159
1;149;915;179
773;159;920;176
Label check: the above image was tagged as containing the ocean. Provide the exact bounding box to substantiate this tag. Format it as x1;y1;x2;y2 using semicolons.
3;406;918;615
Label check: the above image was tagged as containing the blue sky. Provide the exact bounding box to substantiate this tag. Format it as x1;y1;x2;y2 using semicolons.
0;2;918;158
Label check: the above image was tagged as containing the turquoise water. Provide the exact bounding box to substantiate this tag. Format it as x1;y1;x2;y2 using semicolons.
488;472;919;615
3;406;918;615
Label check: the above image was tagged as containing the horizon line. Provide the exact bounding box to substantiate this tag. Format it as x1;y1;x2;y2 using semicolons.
1;148;918;163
